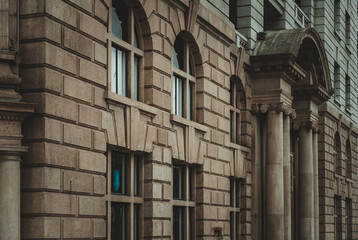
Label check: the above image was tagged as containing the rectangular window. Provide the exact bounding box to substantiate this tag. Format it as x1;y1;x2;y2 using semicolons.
111;47;127;96
173;76;184;117
134;204;140;240
112;153;127;195
345;74;351;111
334;61;340;102
111;203;127;240
189;207;194;240
230;178;241;240
173;206;184;240
345;12;351;47
334;0;341;33
173;164;185;200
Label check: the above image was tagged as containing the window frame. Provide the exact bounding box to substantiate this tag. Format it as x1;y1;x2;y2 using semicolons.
172;37;196;121
172;163;196;240
229;80;242;145
109;1;144;101
107;151;144;240
229;178;241;240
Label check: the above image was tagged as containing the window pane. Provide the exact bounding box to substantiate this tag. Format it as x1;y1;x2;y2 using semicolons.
230;111;234;143
189;167;194;201
111;47;117;93
173;38;185;70
177;77;183;117
111;202;126;240
134;204;140;240
134;56;139;101
112;153;126;194
117;49;127;96
188;82;194;121
189;207;194;240
111;1;128;41
230;179;234;207
230;212;234;240
134;28;139;48
236;212;240;240
173;207;184;240
173;165;184;199
134;155;140;196
235;180;240;208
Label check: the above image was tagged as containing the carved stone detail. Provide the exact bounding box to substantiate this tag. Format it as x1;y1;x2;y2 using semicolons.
252;103;296;119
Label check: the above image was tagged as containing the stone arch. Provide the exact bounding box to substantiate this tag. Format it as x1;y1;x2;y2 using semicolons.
173;30;204;78
252;28;334;102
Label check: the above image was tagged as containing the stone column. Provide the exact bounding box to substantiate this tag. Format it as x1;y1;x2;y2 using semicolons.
313;130;319;240
298;124;315;240
283;115;291;240
0;148;26;240
265;109;284;240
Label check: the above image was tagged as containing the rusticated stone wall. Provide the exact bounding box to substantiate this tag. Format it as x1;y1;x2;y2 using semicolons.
18;0;252;239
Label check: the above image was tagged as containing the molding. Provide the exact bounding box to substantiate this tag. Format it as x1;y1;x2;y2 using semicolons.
252;103;296;119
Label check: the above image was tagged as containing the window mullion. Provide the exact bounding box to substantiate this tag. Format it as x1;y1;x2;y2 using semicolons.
129;202;134;240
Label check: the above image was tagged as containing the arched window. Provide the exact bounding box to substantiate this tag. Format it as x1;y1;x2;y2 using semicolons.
346;139;352;177
110;0;143;101
334;132;341;174
172;35;196;120
229;77;245;144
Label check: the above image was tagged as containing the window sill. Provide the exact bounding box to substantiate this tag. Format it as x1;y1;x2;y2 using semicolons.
345;106;352;115
170;113;207;133
345;45;352;55
334;30;342;41
105;90;158;116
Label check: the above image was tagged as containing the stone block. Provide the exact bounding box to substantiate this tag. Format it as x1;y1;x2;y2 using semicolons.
144;182;162;199
78;150;107;174
64;123;92;149
101;111;117;145
45;43;77;74
44;93;78;121
24;117;62;142
157;128;168;146
93;175;106;195
93;130;106;152
21;217;61;239
79;12;107;43
21;167;61;191
63;170;93;194
162;183;171;200
20;67;62;93
22;192;77;215
78;196;106;216
63;75;92;103
144;201;171;218
94;0;108;22
94;42;107;64
63;27;93;57
93;219;106;238
63;218;92;238
94;87;107;108
79;104;100;127
20;17;61;43
145;163;171;182
79;58;107;86
68;0;93;12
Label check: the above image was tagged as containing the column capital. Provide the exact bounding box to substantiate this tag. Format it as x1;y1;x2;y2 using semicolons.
292;120;320;133
252;103;296;118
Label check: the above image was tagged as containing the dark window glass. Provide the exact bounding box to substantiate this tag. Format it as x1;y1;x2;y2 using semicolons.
173;38;185;70
134;204;140;240
173;165;184;199
189;207;194;240
230;212;234;240
189;82;194;120
134;155;140;196
111;202;127;240
134;56;140;101
236;212;240;239
230;111;234;142
112;1;128;41
134;28;139;48
173;206;184;240
112;153;126;194
230;179;234;207
189;167;194;201
229;0;237;28
235;180;240;207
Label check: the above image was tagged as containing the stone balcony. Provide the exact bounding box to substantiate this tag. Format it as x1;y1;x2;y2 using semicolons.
294;2;310;28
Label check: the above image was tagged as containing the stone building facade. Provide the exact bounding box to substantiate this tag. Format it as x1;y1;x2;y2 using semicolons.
0;0;356;240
